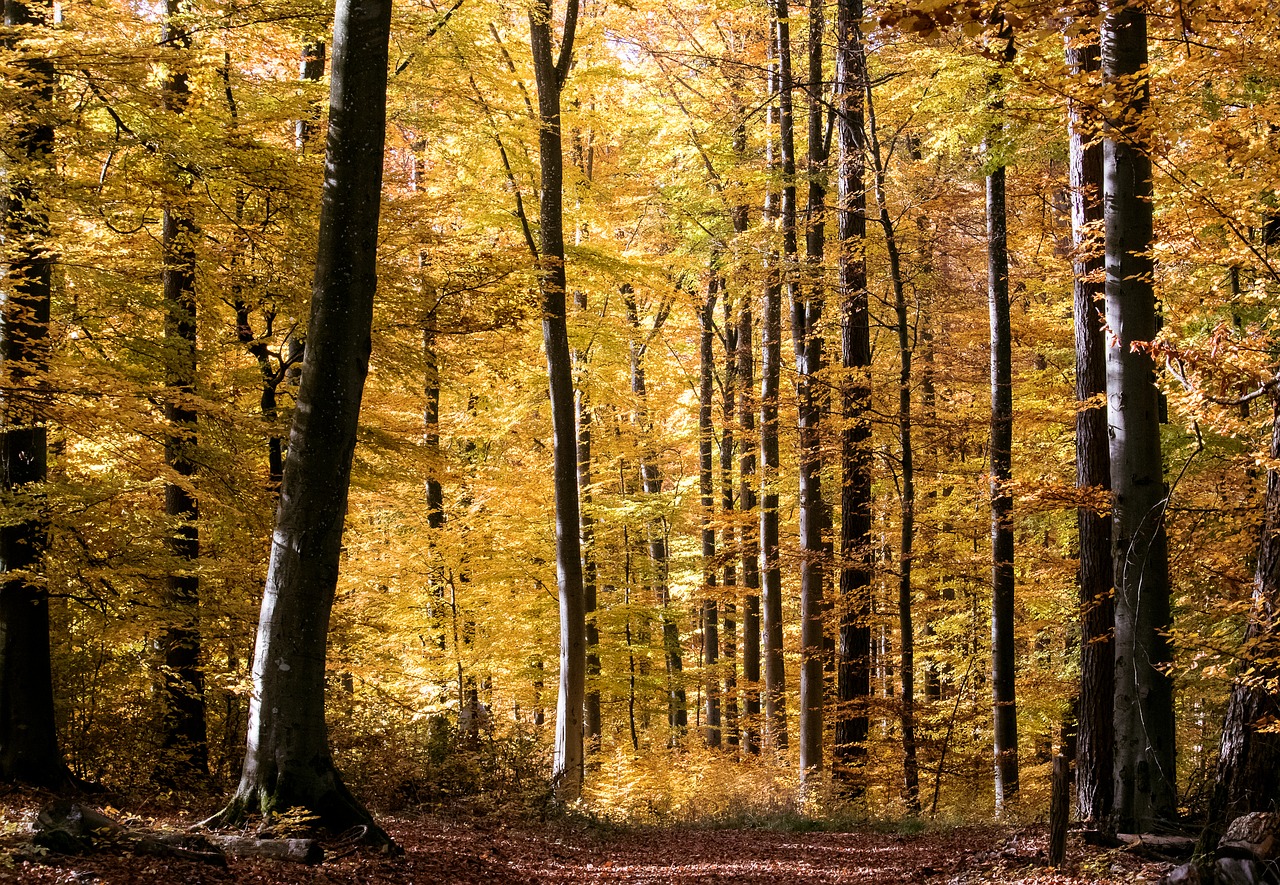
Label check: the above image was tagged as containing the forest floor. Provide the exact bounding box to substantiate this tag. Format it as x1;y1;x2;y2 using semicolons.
0;794;1177;884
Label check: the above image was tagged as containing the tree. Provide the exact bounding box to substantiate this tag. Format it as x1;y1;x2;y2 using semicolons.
156;0;208;780
0;0;70;789
212;0;394;843
528;0;587;800
985;23;1019;812
1101;0;1176;831
833;0;872;787
1066;15;1114;825
795;0;827;785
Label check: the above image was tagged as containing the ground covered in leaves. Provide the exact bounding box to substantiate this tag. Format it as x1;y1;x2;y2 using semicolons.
0;795;1175;884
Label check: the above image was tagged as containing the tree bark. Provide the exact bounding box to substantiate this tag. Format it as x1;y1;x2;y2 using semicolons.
157;0;207;781
529;0;586;799
721;283;740;751
1067;16;1115;825
865;71;920;812
0;0;69;789
760;8;789;755
1102;0;1176;832
794;0;826;786
700;281;721;748
1203;392;1280;839
214;0;392;844
984;30;1018;811
738;276;762;755
834;0;873;787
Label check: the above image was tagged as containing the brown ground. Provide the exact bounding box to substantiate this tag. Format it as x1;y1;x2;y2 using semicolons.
0;799;1175;884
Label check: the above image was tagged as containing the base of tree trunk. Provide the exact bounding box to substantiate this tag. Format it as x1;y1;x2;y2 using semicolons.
203;777;397;854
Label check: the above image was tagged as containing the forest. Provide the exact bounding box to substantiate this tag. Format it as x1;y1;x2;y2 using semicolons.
1;0;1279;878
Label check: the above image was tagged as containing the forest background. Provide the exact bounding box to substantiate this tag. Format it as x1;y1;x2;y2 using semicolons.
1;0;1279;849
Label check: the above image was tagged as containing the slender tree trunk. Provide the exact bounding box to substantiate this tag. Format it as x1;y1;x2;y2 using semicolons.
834;0;872;786
793;0;826;785
214;0;393;843
738;274;763;755
1102;0;1175;831
1067;17;1115;825
158;0;207;779
985;33;1019;811
1204;393;1280;839
721;286;740;751
0;0;69;789
700;281;721;748
760;11;789;755
529;0;586;800
865;75;920;812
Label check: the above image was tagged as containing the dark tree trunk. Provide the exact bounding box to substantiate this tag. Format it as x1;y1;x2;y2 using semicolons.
865;72;920;811
213;0;392;844
721;285;740;751
760;13;788;755
0;0;69;789
576;339;602;747
985;33;1018;811
738;274;762;756
794;0;826;785
1206;394;1280;834
158;0;207;780
1067;17;1115;825
1102;0;1175;832
700;281;721;747
529;0;586;799
625;290;684;737
834;0;873;787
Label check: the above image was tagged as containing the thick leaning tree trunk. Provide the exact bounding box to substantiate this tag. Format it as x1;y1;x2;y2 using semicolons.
833;0;873;787
1101;0;1176;832
0;0;70;789
214;0;393;844
1066;16;1115;825
529;0;585;800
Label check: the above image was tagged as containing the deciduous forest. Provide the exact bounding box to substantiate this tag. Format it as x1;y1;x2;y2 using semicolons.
2;0;1280;879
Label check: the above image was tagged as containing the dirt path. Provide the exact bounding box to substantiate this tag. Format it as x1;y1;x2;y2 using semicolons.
0;807;1173;883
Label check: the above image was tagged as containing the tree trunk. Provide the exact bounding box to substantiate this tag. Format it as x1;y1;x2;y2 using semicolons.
760;13;788;755
865;72;920;812
700;280;721;748
721;285;740;751
1067;16;1115;825
986;49;1019;810
738;279;762;755
1203;392;1280;838
834;0;872;787
529;0;586;800
158;0;207;780
0;0;69;789
794;0;826;786
1102;0;1176;831
213;0;392;844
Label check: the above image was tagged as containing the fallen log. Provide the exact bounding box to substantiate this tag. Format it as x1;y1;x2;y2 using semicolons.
208;835;324;864
1117;833;1198;859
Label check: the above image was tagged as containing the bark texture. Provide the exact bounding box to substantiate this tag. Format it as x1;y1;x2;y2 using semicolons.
1102;0;1176;831
219;0;392;843
1067;18;1115;825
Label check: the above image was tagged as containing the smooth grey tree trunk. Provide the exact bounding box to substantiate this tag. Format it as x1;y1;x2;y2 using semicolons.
1102;0;1176;831
213;0;392;844
529;0;586;800
834;0;872;788
0;0;69;789
1067;17;1115;825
